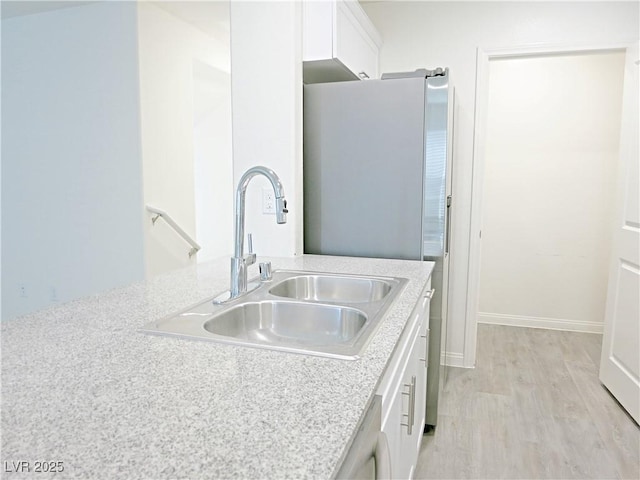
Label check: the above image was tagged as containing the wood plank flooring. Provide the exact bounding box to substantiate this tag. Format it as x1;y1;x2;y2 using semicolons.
415;324;640;479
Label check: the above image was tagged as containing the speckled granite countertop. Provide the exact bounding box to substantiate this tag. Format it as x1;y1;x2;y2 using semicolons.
1;255;433;479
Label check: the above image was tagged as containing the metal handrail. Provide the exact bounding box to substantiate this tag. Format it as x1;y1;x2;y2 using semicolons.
145;204;201;258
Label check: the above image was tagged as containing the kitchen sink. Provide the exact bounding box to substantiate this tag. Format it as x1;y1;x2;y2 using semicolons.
140;270;407;359
268;274;392;303
203;301;366;344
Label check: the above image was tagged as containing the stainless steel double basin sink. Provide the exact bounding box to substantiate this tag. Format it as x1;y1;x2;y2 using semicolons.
141;270;407;359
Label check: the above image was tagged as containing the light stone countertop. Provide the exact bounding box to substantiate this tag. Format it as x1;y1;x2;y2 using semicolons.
1;255;433;479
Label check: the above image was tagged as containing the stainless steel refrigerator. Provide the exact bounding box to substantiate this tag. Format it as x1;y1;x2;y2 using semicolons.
303;68;453;428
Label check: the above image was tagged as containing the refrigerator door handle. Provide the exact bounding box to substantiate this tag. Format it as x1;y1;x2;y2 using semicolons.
445;195;452;255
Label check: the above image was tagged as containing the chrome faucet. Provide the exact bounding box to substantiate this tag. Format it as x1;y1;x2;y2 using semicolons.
229;166;287;299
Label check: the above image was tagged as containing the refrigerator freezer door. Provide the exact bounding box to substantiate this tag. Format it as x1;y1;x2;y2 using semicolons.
423;73;451;427
304;77;426;260
422;74;449;259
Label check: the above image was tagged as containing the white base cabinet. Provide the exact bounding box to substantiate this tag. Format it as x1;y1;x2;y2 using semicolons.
377;279;432;479
302;0;382;83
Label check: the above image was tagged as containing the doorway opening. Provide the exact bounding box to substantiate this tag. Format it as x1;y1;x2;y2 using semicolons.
465;45;628;367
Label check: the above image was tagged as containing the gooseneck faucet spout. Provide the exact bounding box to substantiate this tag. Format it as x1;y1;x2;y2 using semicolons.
230;166;288;299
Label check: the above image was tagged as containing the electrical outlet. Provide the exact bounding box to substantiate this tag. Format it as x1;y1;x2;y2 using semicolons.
18;284;27;298
262;187;275;214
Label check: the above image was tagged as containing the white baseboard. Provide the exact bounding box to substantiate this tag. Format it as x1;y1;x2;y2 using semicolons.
441;351;467;368
478;312;604;334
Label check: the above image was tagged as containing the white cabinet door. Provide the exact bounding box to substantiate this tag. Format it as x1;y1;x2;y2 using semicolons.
395;329;419;479
302;0;381;83
414;309;428;438
382;375;404;478
381;324;420;479
402;330;424;479
379;280;432;478
334;1;379;80
381;313;429;478
302;1;333;60
599;43;640;424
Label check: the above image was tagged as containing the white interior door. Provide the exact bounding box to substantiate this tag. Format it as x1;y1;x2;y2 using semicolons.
599;43;640;424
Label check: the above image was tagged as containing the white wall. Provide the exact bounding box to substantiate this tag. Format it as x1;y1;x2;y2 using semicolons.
230;1;303;258
361;1;639;365
478;51;625;333
193;60;233;263
1;2;145;320
137;2;233;276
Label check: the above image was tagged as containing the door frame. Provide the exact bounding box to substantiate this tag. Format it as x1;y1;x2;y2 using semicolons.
464;41;633;368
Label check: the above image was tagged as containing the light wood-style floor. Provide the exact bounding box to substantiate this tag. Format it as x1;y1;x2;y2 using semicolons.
415;324;640;479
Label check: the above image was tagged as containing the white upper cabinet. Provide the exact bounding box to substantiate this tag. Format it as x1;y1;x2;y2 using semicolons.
303;0;382;83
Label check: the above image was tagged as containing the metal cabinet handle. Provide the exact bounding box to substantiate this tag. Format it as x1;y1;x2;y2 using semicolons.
425;288;435;299
400;375;416;435
409;375;416;433
358;71;370;79
420;329;430;368
445;195;452;255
